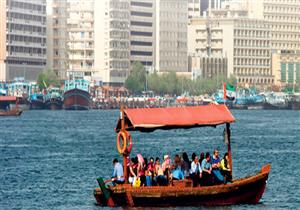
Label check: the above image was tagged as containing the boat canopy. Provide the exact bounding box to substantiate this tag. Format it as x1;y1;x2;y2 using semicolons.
116;104;235;132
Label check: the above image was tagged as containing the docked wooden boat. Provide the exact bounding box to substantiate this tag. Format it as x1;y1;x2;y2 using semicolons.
0;109;22;116
94;104;271;207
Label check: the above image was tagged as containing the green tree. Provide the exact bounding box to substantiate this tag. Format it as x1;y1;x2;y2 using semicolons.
125;61;146;92
36;69;60;90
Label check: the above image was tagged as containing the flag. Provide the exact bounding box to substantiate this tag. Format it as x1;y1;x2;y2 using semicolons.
42;80;47;88
223;83;236;101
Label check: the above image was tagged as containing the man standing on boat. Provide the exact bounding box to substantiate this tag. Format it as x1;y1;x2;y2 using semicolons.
112;158;124;185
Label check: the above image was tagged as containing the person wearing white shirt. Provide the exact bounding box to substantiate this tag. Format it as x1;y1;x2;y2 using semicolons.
190;156;202;187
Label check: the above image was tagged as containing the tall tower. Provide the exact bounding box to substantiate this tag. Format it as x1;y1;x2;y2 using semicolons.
51;0;68;79
94;0;130;86
0;0;47;81
156;0;188;73
129;0;156;71
67;0;95;80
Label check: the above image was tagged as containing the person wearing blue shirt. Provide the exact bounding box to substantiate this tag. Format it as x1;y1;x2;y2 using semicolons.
211;149;224;184
112;158;124;186
201;152;212;186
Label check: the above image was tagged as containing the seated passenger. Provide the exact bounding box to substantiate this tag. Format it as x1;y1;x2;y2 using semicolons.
182;152;190;178
147;157;155;185
112;158;124;186
211;149;224;184
190;156;202;187
137;154;146;186
162;155;171;183
128;157;138;184
172;154;184;181
201;153;213;186
220;152;232;183
155;157;167;186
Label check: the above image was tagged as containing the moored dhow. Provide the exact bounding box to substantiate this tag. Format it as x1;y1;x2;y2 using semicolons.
94;105;271;207
63;80;90;110
45;87;63;110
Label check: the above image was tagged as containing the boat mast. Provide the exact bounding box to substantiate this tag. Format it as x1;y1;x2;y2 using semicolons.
120;105;128;183
225;123;232;177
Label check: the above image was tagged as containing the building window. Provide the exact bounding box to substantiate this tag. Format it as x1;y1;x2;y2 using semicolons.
288;63;294;83
130;21;152;27
130;51;152;56
130;31;152;37
296;63;300;82
281;62;286;82
131;11;152;17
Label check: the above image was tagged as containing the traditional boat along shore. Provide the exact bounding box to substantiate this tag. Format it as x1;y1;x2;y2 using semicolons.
0;109;22;116
94;104;271;207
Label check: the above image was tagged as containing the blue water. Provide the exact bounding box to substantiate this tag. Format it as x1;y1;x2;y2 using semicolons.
0;110;299;210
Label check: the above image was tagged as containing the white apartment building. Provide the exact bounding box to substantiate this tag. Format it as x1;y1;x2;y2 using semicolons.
94;0;130;86
188;17;273;87
247;0;300;87
51;0;68;79
67;0;94;81
130;0;156;71
156;0;188;73
248;0;300;52
0;0;47;81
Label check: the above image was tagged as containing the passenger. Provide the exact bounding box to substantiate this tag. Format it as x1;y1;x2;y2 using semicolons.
199;152;205;167
172;154;184;180
201;153;213;186
147;157;155;186
137;154;146;186
155;157;167;186
162;155;171;184
220;152;232;183
182;152;190;178
190;156;202;187
128;157;138;184
111;158;124;186
198;152;205;185
211;149;224;185
144;158;152;186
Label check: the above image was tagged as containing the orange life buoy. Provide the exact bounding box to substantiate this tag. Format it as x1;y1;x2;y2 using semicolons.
117;131;127;154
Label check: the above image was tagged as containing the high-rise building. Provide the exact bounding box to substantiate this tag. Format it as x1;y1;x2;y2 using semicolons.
248;0;300;52
247;0;300;88
0;0;47;81
67;0;95;80
94;0;130;86
188;0;200;18
188;17;273;87
51;0;68;79
156;0;188;73
129;0;155;71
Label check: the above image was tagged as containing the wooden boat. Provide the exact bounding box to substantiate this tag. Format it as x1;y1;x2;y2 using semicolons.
63;80;90;110
94;104;271;207
0;109;22;116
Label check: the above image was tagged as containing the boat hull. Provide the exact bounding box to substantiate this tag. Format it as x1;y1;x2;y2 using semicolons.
45;98;63;110
30;100;45;110
94;164;271;207
63;88;90;110
0;109;22;116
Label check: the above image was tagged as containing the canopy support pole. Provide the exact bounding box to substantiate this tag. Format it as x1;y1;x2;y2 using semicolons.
226;123;232;177
120;105;128;183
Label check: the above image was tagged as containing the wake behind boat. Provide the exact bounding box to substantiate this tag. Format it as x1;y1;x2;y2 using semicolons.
94;105;271;207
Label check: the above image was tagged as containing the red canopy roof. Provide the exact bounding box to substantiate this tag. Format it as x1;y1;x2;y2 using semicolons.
116;104;235;132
